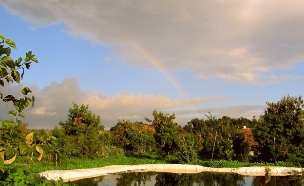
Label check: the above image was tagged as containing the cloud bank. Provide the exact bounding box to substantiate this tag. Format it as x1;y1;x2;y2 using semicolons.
0;78;264;129
1;0;304;84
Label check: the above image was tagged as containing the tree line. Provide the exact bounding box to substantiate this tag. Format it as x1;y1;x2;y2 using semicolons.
1;96;303;166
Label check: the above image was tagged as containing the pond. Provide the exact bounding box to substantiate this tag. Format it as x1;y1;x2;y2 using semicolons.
73;172;304;186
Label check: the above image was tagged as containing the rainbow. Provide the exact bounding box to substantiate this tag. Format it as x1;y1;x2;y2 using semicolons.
129;41;201;118
133;44;189;100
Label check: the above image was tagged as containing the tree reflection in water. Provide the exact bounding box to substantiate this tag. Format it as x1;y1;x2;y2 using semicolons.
252;175;303;186
116;172;155;186
73;172;303;186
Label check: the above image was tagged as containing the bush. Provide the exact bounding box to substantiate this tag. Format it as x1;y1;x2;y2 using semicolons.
100;145;124;158
0;166;73;186
176;133;199;164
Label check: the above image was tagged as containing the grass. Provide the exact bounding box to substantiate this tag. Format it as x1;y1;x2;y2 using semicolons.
5;154;168;174
196;160;297;168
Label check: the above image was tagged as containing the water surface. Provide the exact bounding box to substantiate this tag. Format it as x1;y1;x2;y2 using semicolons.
74;172;304;186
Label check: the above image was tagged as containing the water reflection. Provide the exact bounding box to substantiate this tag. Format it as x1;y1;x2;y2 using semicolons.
74;172;303;186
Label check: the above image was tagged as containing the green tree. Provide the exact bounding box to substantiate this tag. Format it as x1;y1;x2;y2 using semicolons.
233;131;250;162
253;95;304;163
110;120;156;153
110;120;136;152
59;103;104;158
0;34;38;115
185;114;239;160
183;118;205;157
0;34;37;166
177;132;199;164
145;110;179;160
215;116;238;160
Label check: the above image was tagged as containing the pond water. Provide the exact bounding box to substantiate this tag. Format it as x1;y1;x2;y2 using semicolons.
73;172;304;186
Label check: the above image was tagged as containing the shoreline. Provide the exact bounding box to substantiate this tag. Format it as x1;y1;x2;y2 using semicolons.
39;164;303;182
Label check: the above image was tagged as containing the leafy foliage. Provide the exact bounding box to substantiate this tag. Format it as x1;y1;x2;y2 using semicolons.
253;95;304;163
59;103;105;158
0;166;73;186
146;110;180;160
185;114;239;160
110;120;156;153
177;133;198;164
233;131;250;162
0;34;37;115
0;120;33;164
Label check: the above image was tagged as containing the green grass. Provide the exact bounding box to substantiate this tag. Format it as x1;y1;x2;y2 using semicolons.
196;160;298;168
5;154;168;174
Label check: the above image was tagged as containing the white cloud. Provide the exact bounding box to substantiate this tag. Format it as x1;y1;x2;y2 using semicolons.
0;78;264;129
1;0;304;84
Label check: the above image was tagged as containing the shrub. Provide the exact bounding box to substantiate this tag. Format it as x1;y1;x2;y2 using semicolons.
0;166;73;185
100;145;124;158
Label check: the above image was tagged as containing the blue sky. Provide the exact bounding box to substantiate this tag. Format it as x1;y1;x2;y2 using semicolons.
1;1;304;129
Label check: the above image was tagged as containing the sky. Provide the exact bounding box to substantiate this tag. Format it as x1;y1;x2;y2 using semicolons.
0;0;304;129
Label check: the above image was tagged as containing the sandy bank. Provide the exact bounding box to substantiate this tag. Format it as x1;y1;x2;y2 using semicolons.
39;164;303;182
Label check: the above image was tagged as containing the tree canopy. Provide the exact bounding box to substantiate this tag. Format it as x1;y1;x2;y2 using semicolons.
59;103;105;158
146;110;180;160
253;95;304;162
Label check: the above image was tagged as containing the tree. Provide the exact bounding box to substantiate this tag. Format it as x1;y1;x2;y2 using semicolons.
215;116;238;160
233;131;250;162
110;120;137;152
145;110;179;160
59;103;104;158
177;132;199;164
110;120;156;153
0;34;38;166
185;114;239;160
253;95;304;163
0;34;38;116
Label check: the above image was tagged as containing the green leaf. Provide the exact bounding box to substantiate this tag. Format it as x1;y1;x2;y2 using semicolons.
0;67;8;77
8;110;17;116
11;69;20;83
2;56;14;68
18;112;25;118
32;57;38;63
5;75;13;83
19;142;29;156
5;38;16;49
25;51;38;63
31;96;35;107
0;47;11;56
0;79;3;86
21;87;32;95
0;34;4;40
25;51;32;62
4;47;11;56
17;99;25;112
15;57;22;66
25;97;31;106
